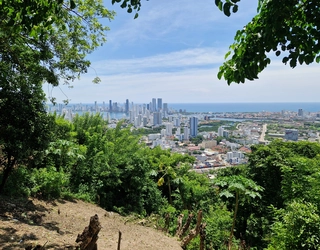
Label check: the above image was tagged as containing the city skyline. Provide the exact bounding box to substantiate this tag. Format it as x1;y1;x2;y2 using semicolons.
44;0;320;104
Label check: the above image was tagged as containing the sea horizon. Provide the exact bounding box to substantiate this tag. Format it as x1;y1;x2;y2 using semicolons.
48;102;320;113
168;102;320;113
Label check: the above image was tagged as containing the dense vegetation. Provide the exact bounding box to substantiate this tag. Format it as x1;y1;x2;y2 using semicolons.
2;112;320;249
2;1;320;249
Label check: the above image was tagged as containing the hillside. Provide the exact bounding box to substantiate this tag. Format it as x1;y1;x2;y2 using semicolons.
0;196;182;250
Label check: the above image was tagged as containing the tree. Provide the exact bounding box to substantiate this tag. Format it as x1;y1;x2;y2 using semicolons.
147;147;195;205
216;0;320;84
213;175;263;250
245;141;320;247
268;201;320;250
0;76;54;193
1;0;115;94
0;1;114;192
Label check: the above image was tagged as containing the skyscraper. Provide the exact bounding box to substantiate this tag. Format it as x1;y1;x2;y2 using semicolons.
157;98;162;111
152;98;157;112
163;103;168;113
125;99;129;114
189;116;198;137
218;126;224;137
109;100;112;112
153;112;161;126
165;122;173;136
184;126;189;141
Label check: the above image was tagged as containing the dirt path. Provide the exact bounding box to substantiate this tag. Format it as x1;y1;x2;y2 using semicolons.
0;197;182;250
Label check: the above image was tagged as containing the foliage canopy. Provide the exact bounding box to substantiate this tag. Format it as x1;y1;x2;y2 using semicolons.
215;0;320;84
0;0;114;103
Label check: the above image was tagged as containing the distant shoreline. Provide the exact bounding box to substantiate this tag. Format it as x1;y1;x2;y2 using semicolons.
47;102;320;113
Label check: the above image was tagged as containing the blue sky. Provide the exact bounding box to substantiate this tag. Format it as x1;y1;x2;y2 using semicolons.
45;0;320;104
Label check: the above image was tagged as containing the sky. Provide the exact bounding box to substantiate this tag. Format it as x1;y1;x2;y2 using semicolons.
44;0;320;104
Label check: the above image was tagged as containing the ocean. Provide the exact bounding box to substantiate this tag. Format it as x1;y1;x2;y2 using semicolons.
168;103;320;113
50;102;320;119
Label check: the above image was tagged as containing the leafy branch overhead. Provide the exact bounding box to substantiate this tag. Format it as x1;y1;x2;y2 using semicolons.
0;0;115;88
215;0;320;84
112;0;141;19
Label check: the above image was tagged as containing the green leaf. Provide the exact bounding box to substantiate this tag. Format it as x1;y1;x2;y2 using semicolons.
225;51;231;59
134;13;139;19
215;0;221;7
232;5;238;13
220;190;234;198
290;58;297;68
298;55;304;65
282;57;289;64
70;0;76;9
275;50;281;56
223;2;231;17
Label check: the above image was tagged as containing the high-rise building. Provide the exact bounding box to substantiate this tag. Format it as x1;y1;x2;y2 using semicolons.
152;98;157;112
184;126;189;141
165;122;173;136
163;103;168;113
157;98;162;111
113;102;118;112
129;110;134;123
174;118;180;127
218;126;224;137
189;116;198;137
142;104;146;115
298;108;304;116
109;100;112;112
143;116;148;127
153;112;162;126
125;99;129;114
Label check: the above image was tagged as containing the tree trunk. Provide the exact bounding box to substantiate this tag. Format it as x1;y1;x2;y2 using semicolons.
177;213;194;239
199;223;206;250
0;155;15;194
175;214;184;237
76;214;101;250
181;210;203;249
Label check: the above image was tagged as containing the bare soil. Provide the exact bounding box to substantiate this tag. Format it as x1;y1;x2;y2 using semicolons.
0;196;182;250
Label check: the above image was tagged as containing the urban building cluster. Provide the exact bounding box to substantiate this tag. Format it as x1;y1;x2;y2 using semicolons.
48;98;200;141
47;101;320;171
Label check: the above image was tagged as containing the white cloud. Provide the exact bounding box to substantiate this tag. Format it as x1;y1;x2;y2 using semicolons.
46;61;320;104
91;47;225;74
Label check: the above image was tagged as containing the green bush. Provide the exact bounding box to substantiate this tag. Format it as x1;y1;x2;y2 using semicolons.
29;166;69;199
2;166;31;197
